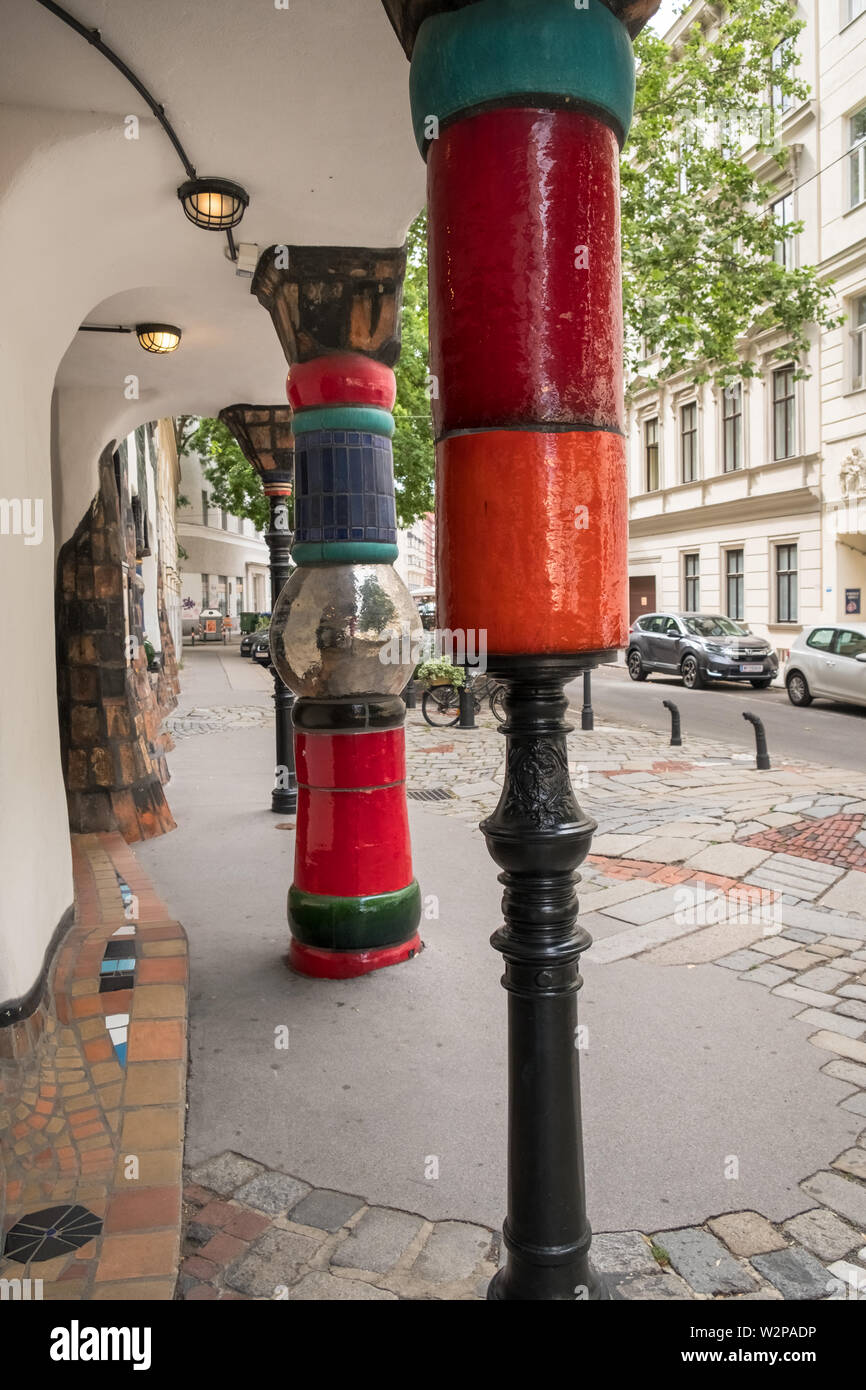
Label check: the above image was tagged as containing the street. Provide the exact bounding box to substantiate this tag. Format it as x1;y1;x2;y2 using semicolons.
568;663;866;771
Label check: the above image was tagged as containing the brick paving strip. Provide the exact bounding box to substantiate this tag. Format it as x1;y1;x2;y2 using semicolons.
0;833;188;1299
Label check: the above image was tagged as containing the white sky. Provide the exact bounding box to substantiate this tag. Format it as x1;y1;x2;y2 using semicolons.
649;0;683;37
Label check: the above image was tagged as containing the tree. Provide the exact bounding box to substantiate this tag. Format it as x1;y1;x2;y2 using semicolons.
392;211;435;525
178;416;270;532
623;0;841;387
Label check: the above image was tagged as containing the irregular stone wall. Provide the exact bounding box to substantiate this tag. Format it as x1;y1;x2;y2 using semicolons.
56;445;178;843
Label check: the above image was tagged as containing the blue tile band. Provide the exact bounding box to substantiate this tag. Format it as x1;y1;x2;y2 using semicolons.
294;429;398;546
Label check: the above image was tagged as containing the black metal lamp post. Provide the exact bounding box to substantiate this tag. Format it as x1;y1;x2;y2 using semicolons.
219;405;298;815
482;655;607;1301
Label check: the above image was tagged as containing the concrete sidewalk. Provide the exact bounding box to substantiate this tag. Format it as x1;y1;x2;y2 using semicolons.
133;647;866;1299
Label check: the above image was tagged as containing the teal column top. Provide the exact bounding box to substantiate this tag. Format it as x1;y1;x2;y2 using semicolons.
409;0;636;155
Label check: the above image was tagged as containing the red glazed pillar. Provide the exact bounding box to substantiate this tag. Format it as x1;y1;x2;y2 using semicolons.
407;0;644;1299
267;352;423;979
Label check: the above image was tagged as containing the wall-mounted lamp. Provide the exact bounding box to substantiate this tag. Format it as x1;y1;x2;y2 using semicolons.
177;177;249;231
136;324;182;354
78;324;182;354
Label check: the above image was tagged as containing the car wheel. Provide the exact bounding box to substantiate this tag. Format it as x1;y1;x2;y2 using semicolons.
786;671;812;707
681;655;705;690
627;649;647;682
750;678;772;689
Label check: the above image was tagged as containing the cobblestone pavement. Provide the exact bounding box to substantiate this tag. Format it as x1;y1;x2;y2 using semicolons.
178;1143;866;1301
164;706;272;739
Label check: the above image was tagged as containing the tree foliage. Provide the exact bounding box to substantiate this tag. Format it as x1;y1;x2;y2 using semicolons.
623;0;841;386
392;211;435;526
178;416;271;532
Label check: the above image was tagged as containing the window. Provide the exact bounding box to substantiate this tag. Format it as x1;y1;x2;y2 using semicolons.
680;402;698;482
852;295;866;390
806;628;835;651
775;543;798;623
645;417;660;491
201;573;209;608
201;490;210;525
722;382;743;471
683;553;700;611
726;549;745;621
771;42;794;117
850;107;866;208
772;193;794;268
836;628;866;658
773;366;796;460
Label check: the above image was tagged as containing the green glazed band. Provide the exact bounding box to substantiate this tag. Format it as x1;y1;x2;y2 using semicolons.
291;406;396;438
409;0;635;154
291;541;400;566
288;880;422;951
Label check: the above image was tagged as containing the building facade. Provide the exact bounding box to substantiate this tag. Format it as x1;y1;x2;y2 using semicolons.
176;439;271;625
627;0;866;670
395;510;435;593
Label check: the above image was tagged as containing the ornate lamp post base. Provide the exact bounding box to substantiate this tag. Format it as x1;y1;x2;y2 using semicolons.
480;653;613;1302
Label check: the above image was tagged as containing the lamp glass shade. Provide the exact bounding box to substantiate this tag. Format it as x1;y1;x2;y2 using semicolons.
178;178;249;231
136;324;182;354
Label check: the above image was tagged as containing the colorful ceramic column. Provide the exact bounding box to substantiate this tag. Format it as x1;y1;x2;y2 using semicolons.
268;352;422;979
405;0;646;1300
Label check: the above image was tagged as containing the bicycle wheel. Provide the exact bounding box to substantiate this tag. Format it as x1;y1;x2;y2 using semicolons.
489;684;507;723
422;686;460;727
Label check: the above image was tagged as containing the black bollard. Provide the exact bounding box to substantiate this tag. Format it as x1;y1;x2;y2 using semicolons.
743;711;770;770
403;679;417;710
458;680;476;729
581;670;594;731
662;699;682;747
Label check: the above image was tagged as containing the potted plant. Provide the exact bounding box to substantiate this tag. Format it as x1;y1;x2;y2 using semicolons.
416;656;465;689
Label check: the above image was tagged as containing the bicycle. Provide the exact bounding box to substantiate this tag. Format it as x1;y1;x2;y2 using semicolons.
421;672;507;727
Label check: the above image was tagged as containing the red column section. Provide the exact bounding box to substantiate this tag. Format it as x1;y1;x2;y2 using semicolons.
427;106;623;437
294;729;413;898
436;429;628;654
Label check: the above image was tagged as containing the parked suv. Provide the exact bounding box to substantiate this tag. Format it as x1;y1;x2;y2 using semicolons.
785;623;866;708
627;613;779;690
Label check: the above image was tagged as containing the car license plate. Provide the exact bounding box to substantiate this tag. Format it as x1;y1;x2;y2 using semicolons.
740;664;763;674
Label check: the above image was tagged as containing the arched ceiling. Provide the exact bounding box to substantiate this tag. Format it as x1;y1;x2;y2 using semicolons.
0;0;425;542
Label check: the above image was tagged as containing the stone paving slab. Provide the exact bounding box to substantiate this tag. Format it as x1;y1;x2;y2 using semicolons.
652;1228;757;1295
750;1248;833;1300
782;1207;864;1261
330;1207;425;1274
706;1211;787;1257
800;1170;866;1228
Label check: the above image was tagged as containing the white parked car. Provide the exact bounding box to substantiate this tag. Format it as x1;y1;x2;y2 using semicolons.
785;622;866;708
